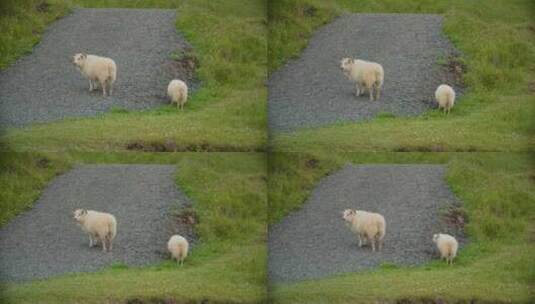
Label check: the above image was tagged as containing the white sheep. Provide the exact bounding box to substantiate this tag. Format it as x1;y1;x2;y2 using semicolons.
342;209;386;252
340;57;384;101
73;209;117;252
72;53;117;97
432;233;458;265
435;84;455;114
167;235;189;266
167;79;188;110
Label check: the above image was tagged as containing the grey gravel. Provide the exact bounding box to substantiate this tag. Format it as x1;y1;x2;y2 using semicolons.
268;14;461;132
0;8;196;128
268;165;465;283
0;164;194;282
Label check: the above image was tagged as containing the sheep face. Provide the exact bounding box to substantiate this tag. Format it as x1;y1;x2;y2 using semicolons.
342;209;356;223
340;58;353;72
73;209;88;222
432;234;440;243
72;53;87;68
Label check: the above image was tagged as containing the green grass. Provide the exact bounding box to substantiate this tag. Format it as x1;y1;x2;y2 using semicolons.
0;0;70;69
0;152;267;303
269;0;535;152
268;152;535;303
0;151;70;226
0;0;267;152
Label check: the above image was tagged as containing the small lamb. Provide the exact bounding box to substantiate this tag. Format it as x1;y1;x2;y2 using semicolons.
340;57;384;101
435;84;455;114
72;53;117;97
342;209;386;252
73;209;117;252
167;235;189;266
432;233;458;265
167;79;188;110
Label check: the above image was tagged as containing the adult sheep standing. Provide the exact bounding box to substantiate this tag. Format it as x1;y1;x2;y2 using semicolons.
435;84;456;114
340;57;384;101
342;209;386;252
167;235;189;266
432;233;458;265
72;53;117;97
167;79;188;110
73;209;117;252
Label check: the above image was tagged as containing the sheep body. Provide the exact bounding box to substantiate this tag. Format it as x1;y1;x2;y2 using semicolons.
340;58;384;101
433;233;458;264
435;84;455;114
167;235;189;266
72;53;117;97
167;80;188;110
342;209;386;251
73;209;117;252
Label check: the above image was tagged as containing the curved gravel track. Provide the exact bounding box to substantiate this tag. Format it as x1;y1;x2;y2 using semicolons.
0;165;194;282
268;14;461;132
268;165;465;283
0;8;195;128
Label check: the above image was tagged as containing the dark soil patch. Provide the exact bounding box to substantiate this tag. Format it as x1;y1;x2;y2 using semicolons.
125;140;264;152
35;157;51;168
36;1;51;13
305;158;319;169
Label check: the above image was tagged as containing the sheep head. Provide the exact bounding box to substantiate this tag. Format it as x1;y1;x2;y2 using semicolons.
340;58;354;71
73;209;88;222
342;209;357;223
72;53;87;67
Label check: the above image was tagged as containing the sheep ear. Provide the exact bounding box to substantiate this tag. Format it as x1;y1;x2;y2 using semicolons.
81;209;87;215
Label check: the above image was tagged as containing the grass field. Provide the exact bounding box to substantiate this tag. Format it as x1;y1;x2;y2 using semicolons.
0;0;267;152
268;0;535;152
0;152;267;303
268;152;535;303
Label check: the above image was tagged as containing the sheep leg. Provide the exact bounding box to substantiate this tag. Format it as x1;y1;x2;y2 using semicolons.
101;81;107;97
377;237;383;251
371;238;376;252
89;80;94;91
108;238;113;251
375;86;381;101
109;82;113;96
354;84;360;97
359;234;366;247
88;235;94;247
101;237;107;252
369;87;374;101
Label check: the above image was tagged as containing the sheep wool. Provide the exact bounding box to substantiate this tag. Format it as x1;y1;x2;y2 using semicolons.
342;209;386;252
340;57;384;101
167;235;189;266
72;53;117;97
435;84;455;114
433;233;458;265
167;79;189;110
73;209;117;252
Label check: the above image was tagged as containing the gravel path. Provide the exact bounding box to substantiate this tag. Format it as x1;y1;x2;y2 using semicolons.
0;8;195;128
268;14;461;132
268;165;465;283
0;164;194;282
